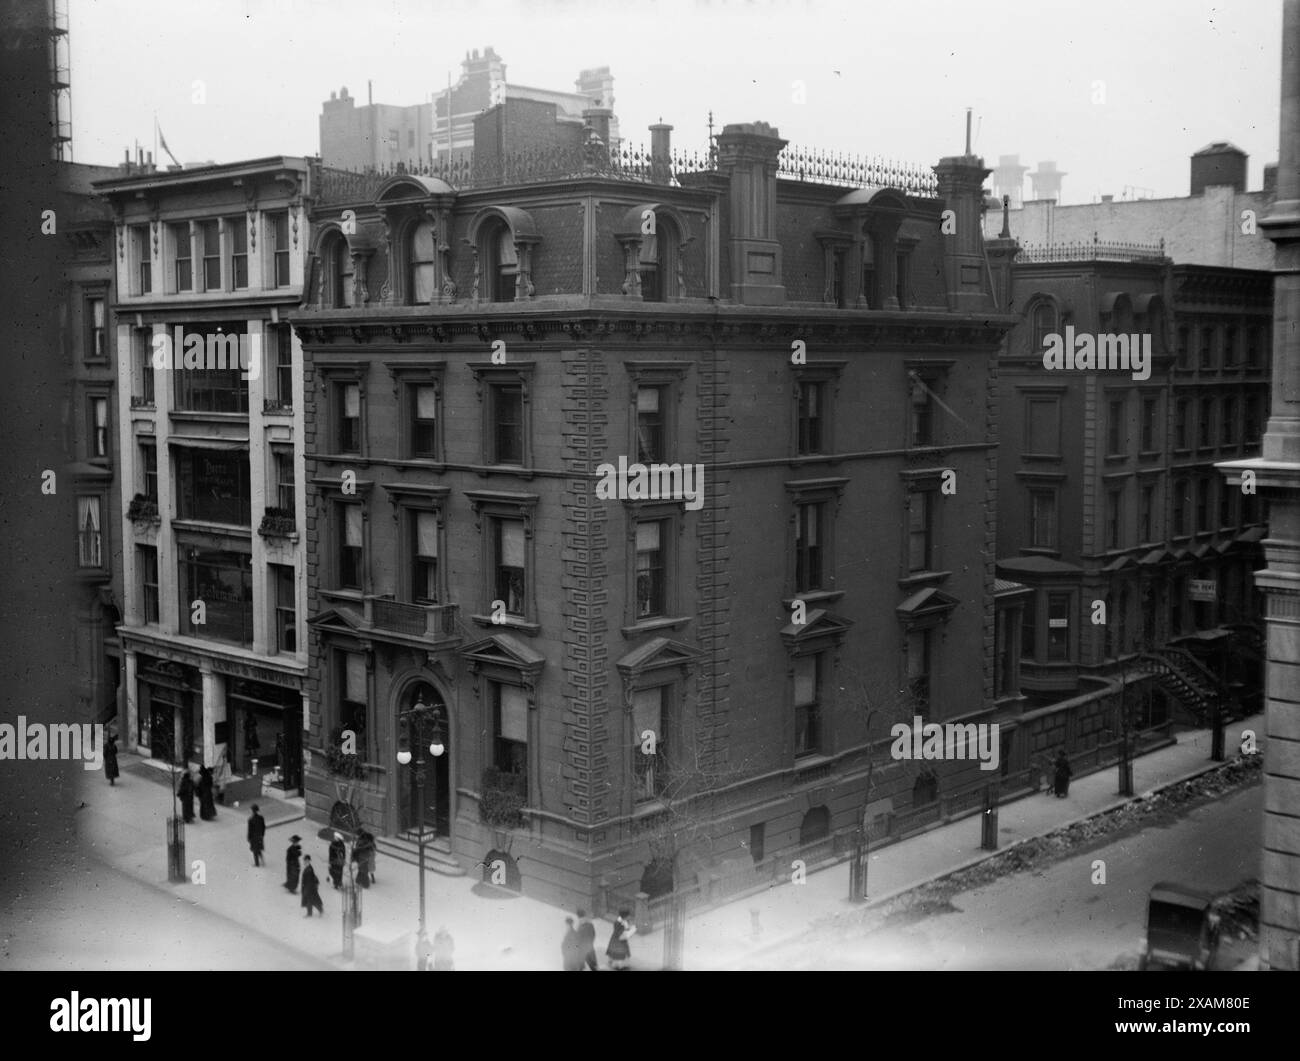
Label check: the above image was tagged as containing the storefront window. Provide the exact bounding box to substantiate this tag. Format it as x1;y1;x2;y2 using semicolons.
179;548;254;645
177;449;251;526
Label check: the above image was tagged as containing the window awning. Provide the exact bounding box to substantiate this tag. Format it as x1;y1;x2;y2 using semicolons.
895;588;959;624
1100;554;1136;573
167;436;249;451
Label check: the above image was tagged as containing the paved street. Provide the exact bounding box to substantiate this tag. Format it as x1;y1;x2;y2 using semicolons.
744;781;1262;970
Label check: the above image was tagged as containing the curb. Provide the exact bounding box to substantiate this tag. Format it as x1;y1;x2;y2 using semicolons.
720;749;1256;969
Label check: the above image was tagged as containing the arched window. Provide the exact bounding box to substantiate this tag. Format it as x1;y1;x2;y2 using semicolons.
799;805;830;845
638;217;679;301
481;222;517;303
1030;299;1058;353
407;221;436;305
319;233;353;308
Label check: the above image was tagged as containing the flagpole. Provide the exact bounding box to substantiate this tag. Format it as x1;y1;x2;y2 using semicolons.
153;113;158;171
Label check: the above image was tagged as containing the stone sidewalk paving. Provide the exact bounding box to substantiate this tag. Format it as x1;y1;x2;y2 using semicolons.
79;714;1262;970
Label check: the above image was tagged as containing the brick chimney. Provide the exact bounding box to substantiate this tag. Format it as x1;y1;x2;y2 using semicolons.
934;147;994;312
716;121;787;305
583;107;613;147
649;122;672;184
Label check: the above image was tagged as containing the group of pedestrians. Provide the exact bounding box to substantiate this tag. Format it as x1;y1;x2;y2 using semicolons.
248;806;379;920
175;764;219;822
561;908;636;971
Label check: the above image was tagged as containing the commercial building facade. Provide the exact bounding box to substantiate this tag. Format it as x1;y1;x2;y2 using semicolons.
96;157;313;792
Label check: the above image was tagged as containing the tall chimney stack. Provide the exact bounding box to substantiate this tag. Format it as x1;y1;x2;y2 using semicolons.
716;121;787;305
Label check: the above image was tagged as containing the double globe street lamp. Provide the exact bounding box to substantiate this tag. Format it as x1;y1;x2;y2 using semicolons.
396;692;444;970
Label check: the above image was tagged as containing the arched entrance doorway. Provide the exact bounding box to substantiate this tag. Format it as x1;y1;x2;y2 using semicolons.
397;681;450;838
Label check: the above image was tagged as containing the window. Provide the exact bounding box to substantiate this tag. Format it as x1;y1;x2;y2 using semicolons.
831;249;846;308
1046;592;1070;662
1196;477;1210;532
490;383;524;465
1245;395;1262;445
635;520;667;618
408;221;436;304
793;653;822;757
1246;325;1262;368
1224;325;1238;367
907;490;932;573
338;503;364;591
179;547;253;645
1174;480;1190;536
272;447;294;515
860;236;880;308
410;384;438;458
482;225;518;303
1020;593;1036;659
1029;488;1057;549
1221;396;1236;446
906;630;931;712
909;372;936;447
132;225;151;294
633;685;670;801
411;510;439;604
172;223;192;291
637;385;666;463
1141;397;1158;451
271;563;296;654
492;682;528;783
1199;326;1215;370
1105;487;1123;550
494;519;527;617
1107;398;1126;456
320;234;352;308
338;652;368;761
77;496;102;567
336;381;361;453
138;545;159;623
177;449;251;526
87;298;105;360
200;220;221;291
228;216;248;289
1024;396;1060;456
89;397;109;459
269;211;291;288
795;501;825;592
796;381;825;456
133;328;154;404
1175;398;1190;449
1030;301;1058;354
141;441;158;502
172;325;249;412
1219;477;1236;528
1170;577;1184;636
1198;397;1213;449
638;228;662;302
1175;325;1190;368
1140;482;1156;542
995;606;1017;698
274;326;293;407
895;250;911;308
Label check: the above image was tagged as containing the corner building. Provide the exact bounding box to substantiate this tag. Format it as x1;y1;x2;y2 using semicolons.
295;109;1017;909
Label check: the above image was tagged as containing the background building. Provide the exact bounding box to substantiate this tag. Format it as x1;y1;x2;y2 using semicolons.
96;157;312;792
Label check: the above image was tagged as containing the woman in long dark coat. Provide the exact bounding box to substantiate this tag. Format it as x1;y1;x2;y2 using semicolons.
104;735;119;786
197;766;217;820
300;856;324;916
284;834;302;893
1053;750;1073;798
606;909;636;970
327;834;346;890
177;769;196;823
352;830;375;888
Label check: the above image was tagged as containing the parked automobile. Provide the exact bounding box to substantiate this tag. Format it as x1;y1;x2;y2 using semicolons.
1138;882;1222;971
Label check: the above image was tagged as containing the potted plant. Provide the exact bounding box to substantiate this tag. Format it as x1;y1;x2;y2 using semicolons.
258;506;297;538
479;766;526;830
127;493;159;523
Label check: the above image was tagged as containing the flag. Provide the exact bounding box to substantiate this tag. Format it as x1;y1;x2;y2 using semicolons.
156;120;180;168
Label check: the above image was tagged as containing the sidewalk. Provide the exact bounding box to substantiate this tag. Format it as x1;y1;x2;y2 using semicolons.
78;715;1262;971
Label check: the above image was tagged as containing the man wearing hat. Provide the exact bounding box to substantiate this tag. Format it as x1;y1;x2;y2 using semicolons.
301;855;324;916
328;832;347;890
284;834;302;893
247;804;266;867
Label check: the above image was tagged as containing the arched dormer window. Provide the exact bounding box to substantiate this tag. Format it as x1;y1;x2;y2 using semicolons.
407;219;437;305
1029;297;1059;354
318;231;353;309
638;214;681;301
616;203;691;301
466;207;539;304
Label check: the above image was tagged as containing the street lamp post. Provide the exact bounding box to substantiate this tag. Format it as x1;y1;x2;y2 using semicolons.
397;693;444;970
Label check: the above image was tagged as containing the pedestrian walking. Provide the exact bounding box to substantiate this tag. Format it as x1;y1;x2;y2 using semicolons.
284;834;302;893
561;917;583;971
352;829;376;888
328;832;346;890
1053;750;1073;798
575;909;598;971
177;769;196;823
432;926;455;970
606;909;635;970
300;856;324;916
197;765;217;820
247;804;266;867
103;733;119;786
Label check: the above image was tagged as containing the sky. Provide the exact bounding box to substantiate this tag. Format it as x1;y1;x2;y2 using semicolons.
68;0;1283;205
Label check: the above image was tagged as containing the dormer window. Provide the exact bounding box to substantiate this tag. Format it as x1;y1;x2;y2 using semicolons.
408;220;437;304
319;232;353;308
483;223;518;303
1030;299;1059;353
638;215;679;301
